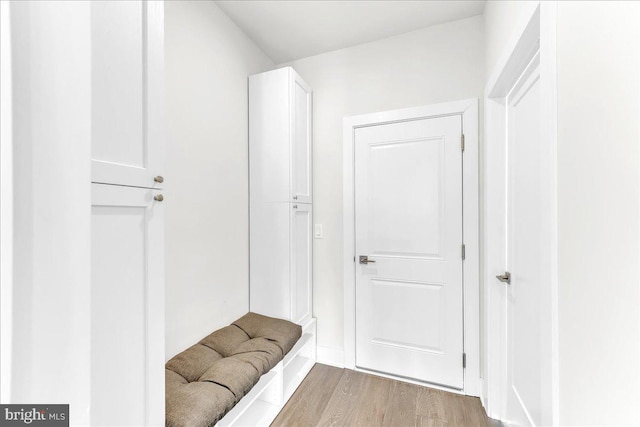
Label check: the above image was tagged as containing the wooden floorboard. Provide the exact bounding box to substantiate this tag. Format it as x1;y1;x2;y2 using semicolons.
272;364;501;427
272;363;344;427
316;368;392;426
415;386;447;425
381;380;418;427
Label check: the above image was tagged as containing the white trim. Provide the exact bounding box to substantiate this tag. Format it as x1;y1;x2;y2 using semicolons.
485;1;541;99
0;0;13;402
482;94;507;419
316;346;345;369
483;2;559;424
343;98;480;396
540;4;559;425
353;367;468;396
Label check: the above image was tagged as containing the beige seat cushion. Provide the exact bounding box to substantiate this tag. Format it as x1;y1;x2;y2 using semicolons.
199;325;250;358
165;312;302;427
233;312;302;356
165;370;235;427
166;344;224;383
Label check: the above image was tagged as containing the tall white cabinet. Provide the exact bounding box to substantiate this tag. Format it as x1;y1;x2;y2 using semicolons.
249;67;313;326
90;2;165;426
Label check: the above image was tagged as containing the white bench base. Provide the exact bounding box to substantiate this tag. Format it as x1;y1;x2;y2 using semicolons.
216;318;316;427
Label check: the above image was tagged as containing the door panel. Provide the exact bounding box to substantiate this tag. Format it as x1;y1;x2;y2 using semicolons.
291;203;312;324
291;73;312;203
370;279;445;352
355;115;463;388
91;1;144;168
505;55;543;426
368;138;444;258
91;183;164;426
91;1;164;189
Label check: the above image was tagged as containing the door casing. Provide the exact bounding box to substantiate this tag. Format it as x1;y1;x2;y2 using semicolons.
343;99;480;396
483;2;559;424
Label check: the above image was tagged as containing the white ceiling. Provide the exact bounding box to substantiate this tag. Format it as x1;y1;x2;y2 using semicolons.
215;1;486;64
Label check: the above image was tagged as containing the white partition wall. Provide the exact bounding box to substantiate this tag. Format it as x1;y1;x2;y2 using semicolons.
0;0;14;403
5;2;92;423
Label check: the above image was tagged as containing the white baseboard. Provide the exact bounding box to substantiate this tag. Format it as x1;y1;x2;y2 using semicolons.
316;345;344;368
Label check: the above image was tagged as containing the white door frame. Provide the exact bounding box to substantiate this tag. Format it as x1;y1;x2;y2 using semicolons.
343;98;480;396
483;2;559;424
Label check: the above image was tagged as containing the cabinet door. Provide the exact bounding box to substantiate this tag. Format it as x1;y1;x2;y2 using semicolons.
91;183;164;426
91;1;164;189
291;203;312;325
291;72;312;204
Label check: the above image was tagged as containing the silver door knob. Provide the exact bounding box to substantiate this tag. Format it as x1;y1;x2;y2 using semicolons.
154;194;164;202
154;176;164;183
496;271;511;284
359;255;376;264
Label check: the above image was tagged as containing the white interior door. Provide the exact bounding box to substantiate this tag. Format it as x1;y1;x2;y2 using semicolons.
354;115;464;389
503;54;545;426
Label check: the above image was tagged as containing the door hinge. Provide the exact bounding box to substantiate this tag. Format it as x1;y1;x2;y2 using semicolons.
463;353;466;369
354;256;356;263
461;134;465;152
461;244;466;260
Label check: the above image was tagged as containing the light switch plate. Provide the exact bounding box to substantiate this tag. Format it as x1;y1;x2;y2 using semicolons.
314;224;323;239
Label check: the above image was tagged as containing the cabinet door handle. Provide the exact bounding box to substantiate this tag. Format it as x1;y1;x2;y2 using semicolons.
359;255;376;264
154;194;164;202
496;271;511;284
154;176;164;183
293;195;298;200
293;205;298;209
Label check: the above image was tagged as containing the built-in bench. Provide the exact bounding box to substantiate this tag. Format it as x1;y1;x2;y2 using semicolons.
166;312;316;427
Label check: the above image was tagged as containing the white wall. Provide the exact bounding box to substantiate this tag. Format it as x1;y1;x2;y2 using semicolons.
483;1;537;78
485;1;640;424
164;1;275;359
281;16;484;357
556;2;639;424
7;2;92;423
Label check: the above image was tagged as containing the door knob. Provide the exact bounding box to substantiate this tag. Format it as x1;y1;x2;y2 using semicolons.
154;194;164;202
154;176;164;183
496;271;511;284
359;255;376;265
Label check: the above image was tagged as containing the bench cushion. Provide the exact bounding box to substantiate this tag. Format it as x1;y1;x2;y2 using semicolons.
233;312;301;356
166;370;236;427
165;313;302;427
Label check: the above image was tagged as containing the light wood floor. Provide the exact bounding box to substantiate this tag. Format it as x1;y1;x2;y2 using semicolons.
272;364;501;427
